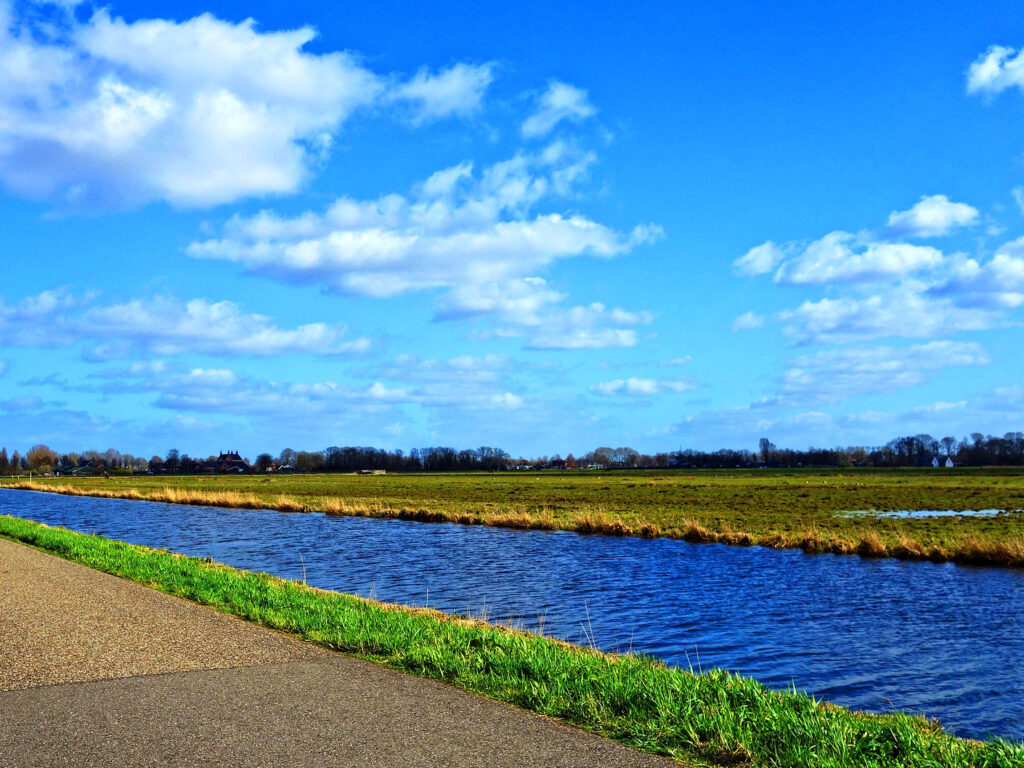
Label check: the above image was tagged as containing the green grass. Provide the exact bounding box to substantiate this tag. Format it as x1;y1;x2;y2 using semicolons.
5;468;1024;567
1;514;1021;768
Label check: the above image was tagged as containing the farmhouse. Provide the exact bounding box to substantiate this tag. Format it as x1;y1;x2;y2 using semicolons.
199;451;252;474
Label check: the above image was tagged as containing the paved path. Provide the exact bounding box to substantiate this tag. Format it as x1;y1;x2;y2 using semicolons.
0;538;675;767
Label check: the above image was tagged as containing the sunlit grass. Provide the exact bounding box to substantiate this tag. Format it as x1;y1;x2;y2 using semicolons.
2;514;1020;768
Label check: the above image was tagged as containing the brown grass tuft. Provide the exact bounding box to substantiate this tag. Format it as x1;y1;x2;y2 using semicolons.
856;532;888;558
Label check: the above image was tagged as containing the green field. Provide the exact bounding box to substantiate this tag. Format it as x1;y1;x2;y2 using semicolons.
2;514;1020;768
5;468;1024;567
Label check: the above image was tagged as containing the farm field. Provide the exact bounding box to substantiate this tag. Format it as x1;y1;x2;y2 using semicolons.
4;469;1024;567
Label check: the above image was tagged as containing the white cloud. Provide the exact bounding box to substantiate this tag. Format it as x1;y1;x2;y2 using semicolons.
522;303;654;350
590;377;696;396
779;341;989;404
733;241;785;276
521;81;597;138
732;194;1024;346
388;62;495;123
929;238;1024;309
189;147;644;296
190;148;661;347
885;195;979;238
774;232;943;285
967;45;1024;97
0;5;385;207
0;6;502;208
777;287;996;345
80;296;370;357
731;311;765;331
0;290;368;358
99;359;529;420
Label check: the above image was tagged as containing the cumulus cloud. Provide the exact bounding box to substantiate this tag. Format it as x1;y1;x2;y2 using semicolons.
729;195;1024;345
190;147;661;348
929;238;1024;309
779;341;989;404
521;81;597;138
388;62;495;123
0;4;384;207
772;232;944;285
0;290;368;358
590;377;696;396
0;4;502;208
967;45;1024;97
733;241;785;276
886;195;979;238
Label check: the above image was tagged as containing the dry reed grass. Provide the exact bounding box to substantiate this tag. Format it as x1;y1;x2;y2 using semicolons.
6;479;1024;568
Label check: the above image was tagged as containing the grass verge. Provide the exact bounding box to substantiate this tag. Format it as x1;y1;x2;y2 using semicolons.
1;514;1020;768
5;477;1024;568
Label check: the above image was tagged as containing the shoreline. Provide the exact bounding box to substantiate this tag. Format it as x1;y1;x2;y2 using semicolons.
2;513;1021;767
3;479;1023;569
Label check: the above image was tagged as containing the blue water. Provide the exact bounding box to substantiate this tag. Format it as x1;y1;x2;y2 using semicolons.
3;488;1022;742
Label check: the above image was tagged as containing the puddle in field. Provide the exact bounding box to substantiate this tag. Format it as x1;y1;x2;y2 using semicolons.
837;508;1021;519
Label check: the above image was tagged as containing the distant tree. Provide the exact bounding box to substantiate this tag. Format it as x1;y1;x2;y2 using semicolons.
164;449;180;471
940;436;957;458
104;448;122;469
278;448;297;468
11;450;22;474
0;447;8;475
27;444;58;473
759;438;776;462
254;453;274;473
295;451;324;472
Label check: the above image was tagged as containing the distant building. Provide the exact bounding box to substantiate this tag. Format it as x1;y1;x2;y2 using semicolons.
199;451;251;474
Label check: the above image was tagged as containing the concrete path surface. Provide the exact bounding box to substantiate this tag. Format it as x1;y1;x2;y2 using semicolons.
0;537;675;768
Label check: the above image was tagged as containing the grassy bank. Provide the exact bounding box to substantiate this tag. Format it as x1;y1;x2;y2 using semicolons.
3;469;1024;567
1;515;1020;768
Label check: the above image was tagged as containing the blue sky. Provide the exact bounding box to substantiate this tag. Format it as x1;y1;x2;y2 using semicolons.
2;0;1024;459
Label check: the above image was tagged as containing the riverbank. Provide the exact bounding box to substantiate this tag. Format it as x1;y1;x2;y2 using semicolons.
2;513;1020;767
0;530;664;768
3;470;1024;567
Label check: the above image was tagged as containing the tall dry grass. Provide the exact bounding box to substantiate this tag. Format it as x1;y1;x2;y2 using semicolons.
5;479;1023;568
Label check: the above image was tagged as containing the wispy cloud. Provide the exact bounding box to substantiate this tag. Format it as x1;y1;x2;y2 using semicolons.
777;341;989;404
590;377;696;397
0;290;369;359
387;62;496;123
521;81;597;138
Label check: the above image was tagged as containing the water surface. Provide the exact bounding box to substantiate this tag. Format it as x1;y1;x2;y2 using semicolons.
838;508;1021;519
3;488;1022;742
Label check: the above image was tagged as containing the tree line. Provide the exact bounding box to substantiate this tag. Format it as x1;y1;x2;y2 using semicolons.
2;431;1024;476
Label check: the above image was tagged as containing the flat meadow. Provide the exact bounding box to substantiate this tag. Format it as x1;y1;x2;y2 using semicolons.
5;468;1024;567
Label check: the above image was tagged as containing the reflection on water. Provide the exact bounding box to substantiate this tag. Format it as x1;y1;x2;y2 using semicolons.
838;508;1021;519
3;488;1023;742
